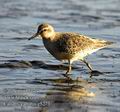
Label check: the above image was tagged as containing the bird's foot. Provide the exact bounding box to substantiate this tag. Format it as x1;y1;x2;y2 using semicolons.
62;73;72;81
89;70;103;77
65;67;71;74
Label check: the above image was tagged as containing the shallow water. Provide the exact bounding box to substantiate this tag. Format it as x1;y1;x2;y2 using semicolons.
0;0;120;112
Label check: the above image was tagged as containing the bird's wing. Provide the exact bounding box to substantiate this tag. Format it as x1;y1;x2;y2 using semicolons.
55;32;95;54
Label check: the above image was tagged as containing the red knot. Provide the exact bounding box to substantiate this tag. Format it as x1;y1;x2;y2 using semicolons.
29;23;113;76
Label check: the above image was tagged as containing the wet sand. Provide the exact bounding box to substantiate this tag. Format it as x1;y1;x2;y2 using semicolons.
0;0;120;112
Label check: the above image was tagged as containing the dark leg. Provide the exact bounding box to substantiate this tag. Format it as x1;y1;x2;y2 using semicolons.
82;59;103;77
82;59;93;72
61;60;72;80
66;60;72;74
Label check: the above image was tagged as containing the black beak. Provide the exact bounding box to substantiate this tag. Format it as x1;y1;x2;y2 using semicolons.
28;33;39;40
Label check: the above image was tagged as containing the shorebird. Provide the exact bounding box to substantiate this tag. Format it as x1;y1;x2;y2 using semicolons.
28;23;113;76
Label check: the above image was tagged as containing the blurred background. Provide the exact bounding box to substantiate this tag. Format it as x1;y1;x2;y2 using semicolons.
0;0;120;112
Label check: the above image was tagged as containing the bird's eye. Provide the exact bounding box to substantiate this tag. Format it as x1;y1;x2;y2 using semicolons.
43;29;47;31
40;29;47;33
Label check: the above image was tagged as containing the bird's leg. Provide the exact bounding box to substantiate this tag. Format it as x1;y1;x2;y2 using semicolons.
82;59;103;77
63;60;72;80
65;60;72;75
82;59;93;72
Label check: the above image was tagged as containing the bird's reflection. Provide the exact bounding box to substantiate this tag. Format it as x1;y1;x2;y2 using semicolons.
36;77;96;112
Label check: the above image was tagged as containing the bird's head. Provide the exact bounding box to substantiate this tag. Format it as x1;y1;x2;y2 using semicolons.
28;23;55;40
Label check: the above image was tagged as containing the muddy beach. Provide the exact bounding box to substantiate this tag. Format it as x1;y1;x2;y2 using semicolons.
0;0;120;112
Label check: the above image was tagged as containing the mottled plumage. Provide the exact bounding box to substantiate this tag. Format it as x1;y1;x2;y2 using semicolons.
29;23;113;75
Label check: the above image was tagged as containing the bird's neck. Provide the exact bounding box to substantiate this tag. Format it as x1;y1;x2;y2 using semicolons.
42;33;56;41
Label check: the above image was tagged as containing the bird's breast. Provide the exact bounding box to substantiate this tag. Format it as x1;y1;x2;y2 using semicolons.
42;38;74;61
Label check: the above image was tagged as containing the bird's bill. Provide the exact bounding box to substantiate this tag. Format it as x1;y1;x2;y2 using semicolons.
28;33;39;40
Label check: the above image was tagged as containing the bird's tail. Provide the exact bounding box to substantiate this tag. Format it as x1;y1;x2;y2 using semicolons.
104;41;114;45
93;39;114;49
